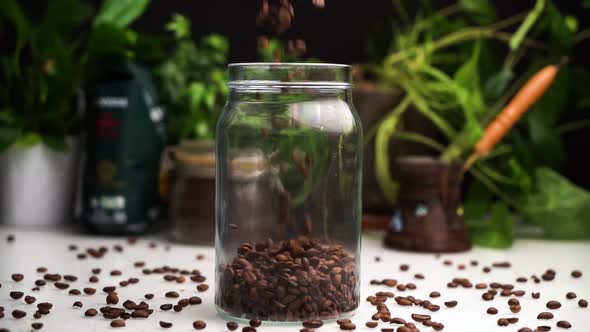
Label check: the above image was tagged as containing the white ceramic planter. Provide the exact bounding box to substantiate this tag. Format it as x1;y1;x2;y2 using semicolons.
0;138;79;226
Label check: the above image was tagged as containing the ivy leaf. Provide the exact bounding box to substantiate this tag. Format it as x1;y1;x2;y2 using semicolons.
459;0;496;24
94;0;150;28
468;203;514;248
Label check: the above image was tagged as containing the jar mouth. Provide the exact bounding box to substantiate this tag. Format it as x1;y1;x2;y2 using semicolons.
228;62;352;88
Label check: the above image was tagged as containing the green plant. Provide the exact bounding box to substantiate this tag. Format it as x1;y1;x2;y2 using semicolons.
0;0;152;151
366;0;590;246
156;14;229;142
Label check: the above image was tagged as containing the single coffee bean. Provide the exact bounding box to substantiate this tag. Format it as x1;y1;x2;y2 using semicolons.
566;292;577;299
85;308;98;317
6;234;15;242
507;317;519;324
55;282;69;289
119;281;129;287
493;261;511;268
547;300;561;309
227;321;238;330
24;295;36;304
513;290;525;297
497;318;509;326
538;312;554;319
178;299;189;307
12;310;26;319
458;264;466;270
165;291;179;298
123;300;137;310
414;273;424;279
103;286;116;293
173;305;182;312
411;314;431;322
91;268;101;274
37;302;52;310
159;321;172;328
571;270;582;278
189;296;202;305
110;270;122;276
69;289;81;295
89;276;99;283
131;310;149;318
516;277;528;282
533;292;541;299
31;323;43;330
111;319;125;328
578;299;588;307
73;301;83;308
197;284;209;292
475;283;487;289
144;293;154;300
483;267;491;273
510;304;521;313
339;322;356;330
242;327;256;332
160;304;172;311
381;329;393;332
391;317;406;324
429;291;440;298
302;320;323;328
9;291;24;299
193;320;207;330
487;307;498;315
444;300;457;308
128;278;139;284
43;274;61;281
537;326;551;331
518;328;533;332
83;288;96;295
400;264;409;271
35;279;46;286
64;275;77;282
36;267;47;273
366;321;378;328
77;253;87;259
508;298;520;306
11;274;24;282
106;293;119;305
556;320;572;329
482;292;494;301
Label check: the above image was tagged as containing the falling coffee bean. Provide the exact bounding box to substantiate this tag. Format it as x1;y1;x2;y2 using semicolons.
546;300;561;309
193;320;207;330
227;321;239;330
9;291;24;299
12;310;26;319
538;312;554;319
578;299;588;308
566;292;577;299
111;319;125;328
160;321;173;328
556;321;572;329
487;307;498;315
11;274;24;282
31;323;43;330
571;270;582;278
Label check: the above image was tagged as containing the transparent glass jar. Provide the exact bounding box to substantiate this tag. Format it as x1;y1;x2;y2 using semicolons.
215;63;363;322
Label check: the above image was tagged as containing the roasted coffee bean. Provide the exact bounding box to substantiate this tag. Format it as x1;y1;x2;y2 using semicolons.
547;300;561;309
444;300;457;308
508;298;520;306
73;301;83;308
458;264;466;270
83;288;96;295
131;310;149;318
197;284;209;292
123;300;137;310
482;292;494;301
188;296;202;305
518;328;533;332
69;289;81;295
106;293;119;305
411;314;431;322
537;326;551;331
173;305;182;312
110;270;122;276
43;273;60;281
85;308;98;317
91;268;101;274
89;276;99;283
538;312;554;319
302;320;323;328
517;277;528;282
578;299;588;308
160;304;173;311
135;302;149;310
487;307;498;315
32;287;40;291
571;270;582;278
119;281;129;287
165;291;179;298
64;275;77;282
533;292;541;299
391;317;406;324
31;323;43;330
144;293;154;300
507;317;519;324
483;267;492;273
492;282;504;289
128;278;139;284
447;282;458;288
36;267;48;273
366;321;378;328
227;321;239;330
77;253;87;259
429;291;440;298
556;321;572;329
400;264;409;271
55;282;69;289
381;329;393;332
178;299;189;307
475;283;487;289
11;273;24;282
37;302;52;310
339;322;356;330
111;319;125;328
501;289;512;297
6;234;15;242
193;320;207;330
383;279;397;287
510;304;521;313
25;295;36;304
443;260;452;266
164;275;176;282
497;318;509;326
493;261;511;268
114;244;124;252
513;290;525;297
566;292;577;299
242;327;256;332
12;310;26;318
9;291;24;299
395;296;413;306
158;321;173;329
542;269;556;281
35;279;46;286
414;273;424;280
406;283;416;290
337;319;352;325
103;286;116;293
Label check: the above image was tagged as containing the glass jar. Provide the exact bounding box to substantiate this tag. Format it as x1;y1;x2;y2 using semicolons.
169;140;216;245
215;63;362;322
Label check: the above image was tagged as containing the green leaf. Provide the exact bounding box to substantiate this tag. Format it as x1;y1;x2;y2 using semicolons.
459;0;496;24
88;23;130;59
483;69;514;99
545;1;574;51
14;132;42;148
468;203;514;248
524;167;590;239
509;0;545;51
166;13;191;39
94;0;150;28
187;82;206;110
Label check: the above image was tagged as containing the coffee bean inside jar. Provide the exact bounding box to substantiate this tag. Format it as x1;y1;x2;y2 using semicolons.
215;64;362;322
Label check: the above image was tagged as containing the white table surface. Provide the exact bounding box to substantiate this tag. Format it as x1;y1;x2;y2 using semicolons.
0;225;589;332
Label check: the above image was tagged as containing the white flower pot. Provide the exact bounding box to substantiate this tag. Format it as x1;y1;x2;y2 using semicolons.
0;138;79;226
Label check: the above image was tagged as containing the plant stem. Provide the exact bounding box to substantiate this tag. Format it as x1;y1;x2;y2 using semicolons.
469;167;519;210
574;28;590;44
557;119;590;135
475;162;521;187
390;131;446;152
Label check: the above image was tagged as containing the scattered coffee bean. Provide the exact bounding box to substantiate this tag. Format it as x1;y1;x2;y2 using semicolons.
381;329;393;332
110;270;122;276
497;318;509;326
487;307;498;315
85;308;98;317
25;295;36;304
160;304;173;311
103;286;116;293
77;253;87;259
482;292;494;301
106;293;119;305
31;323;43;330
64;275;77;282
542;269;556;281
366;322;378;328
119;280;129;287
339;322;356;330
111;319;125;328
89;276;99;283
429;291;440;298
547;300;561;309
458;264;466;270
83;288;96;295
6;234;15;242
227;321;239;330
173;305;182;312
411;314;431;322
165;291;179;298
500;289;512;297
571;270;582;278
537;326;551;331
556;320;572;329
533;292;541;299
37;303;52;311
444;300;457;308
400;264;409;271
159;321;172;328
483;267;491;273
197;284;209;292
302;319;323;328
508;298;520;306
11;273;24;282
414;273;424;280
518;328;533;332
36;267;48;273
391;317;406;324
507;317;519;324
12;310;26;319
189;296;202;305
43;274;61;281
123;300;137;310
493;261;511;268
516;277;528;283
242;327;256;332
538;312;554;319
475;283;487;289
193;320;207;330
510;304;521;313
35;280;46;286
69;289;81;295
566;292;577;299
55;282;69;289
578;299;588;308
9;291;24;299
73;301;83;308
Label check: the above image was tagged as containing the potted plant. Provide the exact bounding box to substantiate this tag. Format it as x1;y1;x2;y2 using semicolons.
0;0;152;226
366;0;590;251
156;14;229;244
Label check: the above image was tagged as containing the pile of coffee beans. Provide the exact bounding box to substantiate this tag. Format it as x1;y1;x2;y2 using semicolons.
217;236;359;321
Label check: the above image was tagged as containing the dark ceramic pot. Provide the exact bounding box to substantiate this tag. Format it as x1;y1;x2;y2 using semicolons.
384;157;471;252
